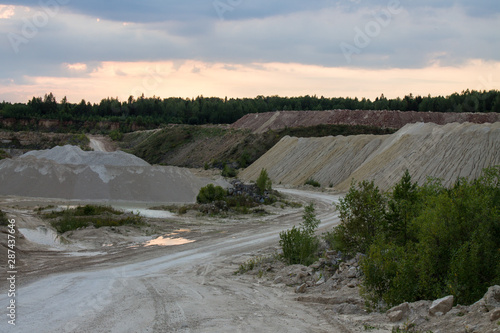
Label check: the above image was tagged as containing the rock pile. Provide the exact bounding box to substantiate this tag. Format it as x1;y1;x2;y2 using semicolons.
0;145;214;203
231;110;500;133
228;180;272;204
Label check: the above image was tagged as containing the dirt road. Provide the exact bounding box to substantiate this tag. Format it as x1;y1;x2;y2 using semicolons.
0;190;342;333
88;135;116;152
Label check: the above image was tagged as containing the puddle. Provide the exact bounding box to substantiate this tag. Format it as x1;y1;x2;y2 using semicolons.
144;235;195;247
117;207;175;219
19;227;64;248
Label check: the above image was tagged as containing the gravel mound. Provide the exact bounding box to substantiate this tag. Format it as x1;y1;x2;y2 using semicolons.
231;110;500;133
22;145;150;167
0;146;214;203
240;122;500;191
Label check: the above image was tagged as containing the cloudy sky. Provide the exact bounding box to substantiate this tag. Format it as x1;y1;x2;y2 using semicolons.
0;0;499;103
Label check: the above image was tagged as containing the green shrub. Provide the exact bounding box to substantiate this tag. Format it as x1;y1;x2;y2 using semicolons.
221;164;238;178
109;129;124;141
305;178;321;187
256;168;272;194
0;149;10;160
332;180;386;254
196;184;227;204
0;210;9;226
357;166;500;307
279;203;320;266
279;226;319;266
53;215;143;233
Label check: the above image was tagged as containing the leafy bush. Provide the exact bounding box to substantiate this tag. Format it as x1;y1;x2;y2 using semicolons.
350;167;500;307
221;164;238;178
305;178;321;187
44;205;143;233
109;129;124;141
332;180;386;255
196;184;227;204
279;203;320;266
256;168;272;194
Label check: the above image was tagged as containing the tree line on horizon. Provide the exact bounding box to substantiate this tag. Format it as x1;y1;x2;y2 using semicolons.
0;90;499;128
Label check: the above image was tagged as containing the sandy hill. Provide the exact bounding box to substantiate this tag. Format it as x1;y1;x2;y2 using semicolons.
0;145;218;203
231;110;500;133
240;122;500;191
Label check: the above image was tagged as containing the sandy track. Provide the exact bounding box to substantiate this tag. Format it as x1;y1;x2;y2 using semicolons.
0;190;341;333
88;135;117;152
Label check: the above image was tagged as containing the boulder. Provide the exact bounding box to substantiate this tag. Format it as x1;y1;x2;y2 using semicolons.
387;310;404;322
295;283;307;294
484;285;500;311
387;302;410;322
490;308;500;322
347;267;358;278
429;295;454;316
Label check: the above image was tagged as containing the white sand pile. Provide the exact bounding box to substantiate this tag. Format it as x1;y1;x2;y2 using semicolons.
22;145;149;167
240;122;500;191
0;145;214;203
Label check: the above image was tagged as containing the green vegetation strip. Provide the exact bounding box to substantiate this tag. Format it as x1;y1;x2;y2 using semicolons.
42;205;144;233
329;166;500;308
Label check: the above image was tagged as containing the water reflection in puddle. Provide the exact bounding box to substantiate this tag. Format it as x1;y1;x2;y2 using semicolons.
144;236;195;247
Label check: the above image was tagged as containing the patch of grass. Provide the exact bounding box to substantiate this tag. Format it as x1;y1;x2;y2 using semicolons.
44;205;123;218
0;149;10;160
234;254;279;275
391;322;433;333
363;324;378;331
42;205;143;233
50;215;143;234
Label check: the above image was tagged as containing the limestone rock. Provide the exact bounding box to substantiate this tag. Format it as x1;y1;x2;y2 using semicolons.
490;308;500;321
484;285;500;311
387;302;410;322
429;296;454;316
387;310;404;322
295;283;307;294
273;276;283;284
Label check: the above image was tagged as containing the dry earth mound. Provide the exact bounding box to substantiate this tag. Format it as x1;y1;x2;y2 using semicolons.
240;122;500;191
0;145;211;203
231;110;500;133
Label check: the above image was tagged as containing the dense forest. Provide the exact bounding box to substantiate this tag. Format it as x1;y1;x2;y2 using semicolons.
1;90;499;129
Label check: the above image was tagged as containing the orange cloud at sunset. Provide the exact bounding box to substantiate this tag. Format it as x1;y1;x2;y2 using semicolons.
2;60;499;104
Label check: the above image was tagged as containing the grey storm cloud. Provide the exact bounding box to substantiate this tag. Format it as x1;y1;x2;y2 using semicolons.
2;0;499;21
0;0;499;82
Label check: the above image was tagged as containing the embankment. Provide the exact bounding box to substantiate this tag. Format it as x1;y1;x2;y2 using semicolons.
231;110;500;133
240;122;500;191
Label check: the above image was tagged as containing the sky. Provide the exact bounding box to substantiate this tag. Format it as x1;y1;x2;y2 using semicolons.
0;0;499;104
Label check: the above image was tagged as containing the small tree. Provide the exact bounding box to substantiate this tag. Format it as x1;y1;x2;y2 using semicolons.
385;169;419;246
256;168;272;194
332;180;386;254
301;203;320;235
280;203;320;266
